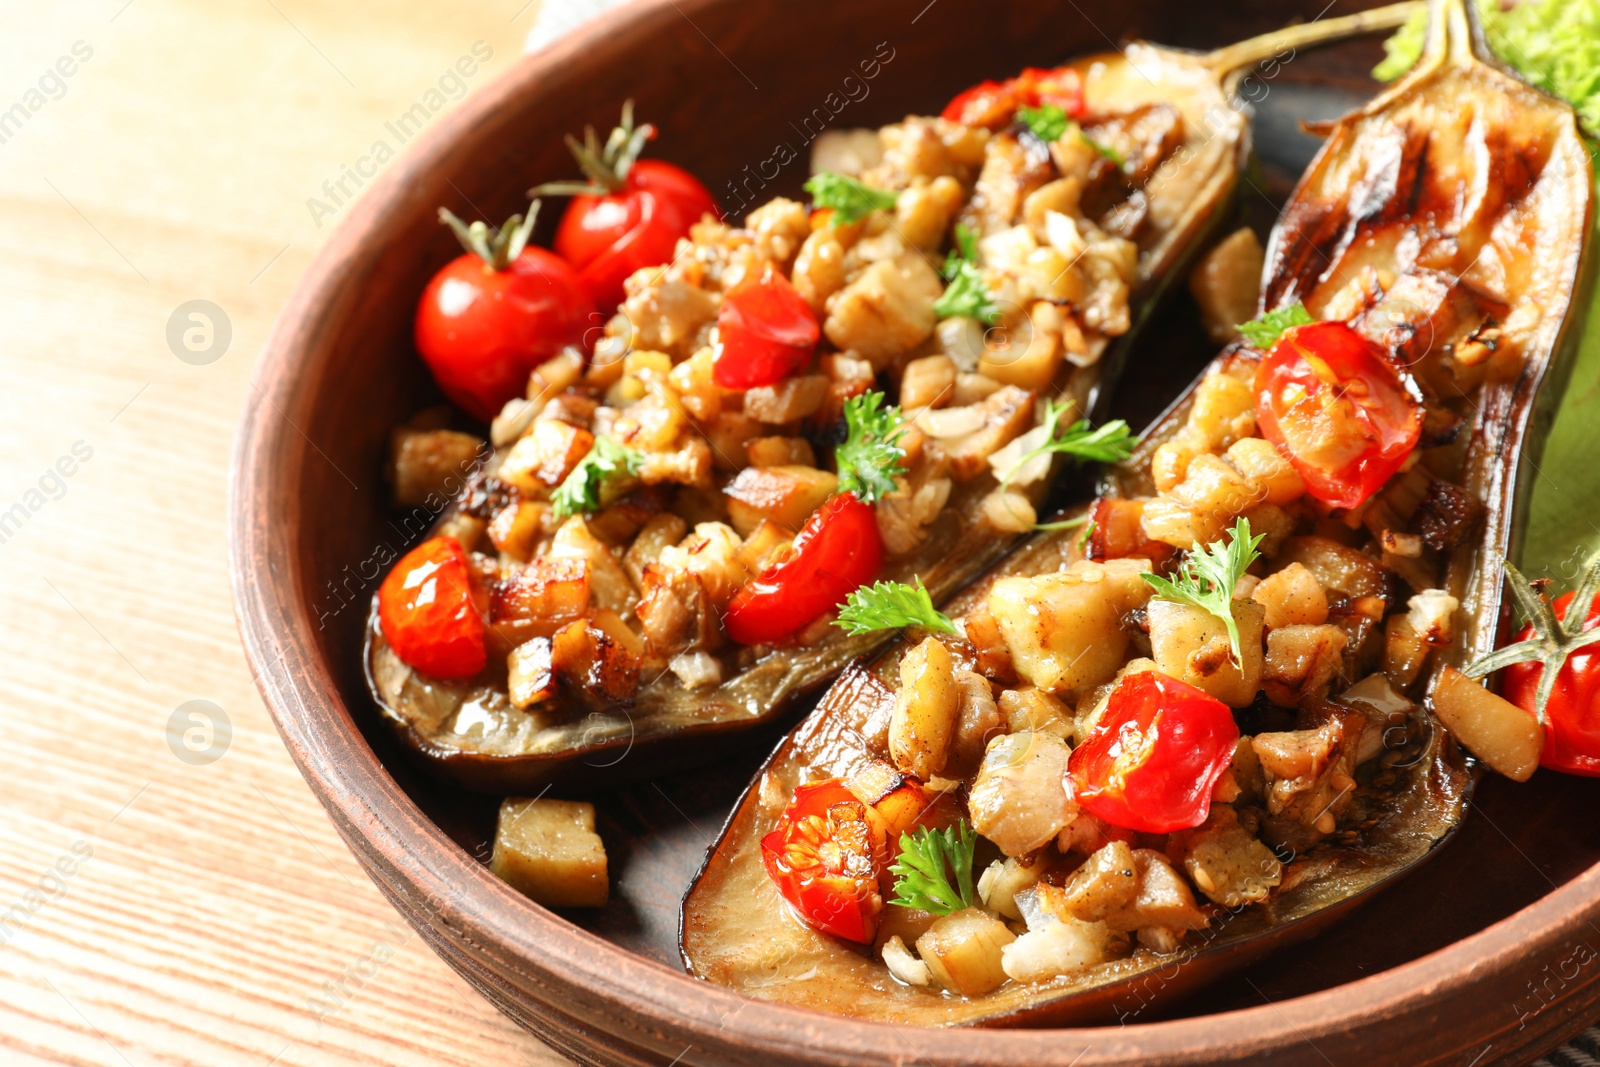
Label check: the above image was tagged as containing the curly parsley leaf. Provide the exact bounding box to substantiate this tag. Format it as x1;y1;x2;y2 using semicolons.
834;578;957;637
1016;102;1069;142
934;223;1000;324
835;390;906;505
1237;302;1315;349
1141;516;1265;662
889;821;977;915
549;436;642;520
804;171;898;225
998;402;1136;494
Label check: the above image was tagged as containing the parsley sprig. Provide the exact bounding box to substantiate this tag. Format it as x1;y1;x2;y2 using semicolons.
804;172;898;226
835;391;906;504
834;578;957;637
1465;552;1600;723
889;822;977;915
1015;104;1124;165
550;436;642;520
1141;517;1264;662
1016;102;1069;142
933;223;1000;324
996;403;1136;530
1237;302;1315;349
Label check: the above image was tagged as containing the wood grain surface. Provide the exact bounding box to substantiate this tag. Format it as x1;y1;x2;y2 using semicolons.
0;2;569;1063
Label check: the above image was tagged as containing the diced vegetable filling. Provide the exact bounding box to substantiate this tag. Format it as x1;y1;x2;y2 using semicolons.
381;90;1184;710
762;271;1515;995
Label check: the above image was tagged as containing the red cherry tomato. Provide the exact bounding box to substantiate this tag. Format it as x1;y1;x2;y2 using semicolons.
1502;591;1600;775
1254;320;1422;510
414;242;591;423
724;494;883;645
553;158;719;313
712;266;820;390
760;779;885;943
941;66;1084;128
941;79;1017;126
1015;66;1085;114
377;536;487;680
1068;671;1239;834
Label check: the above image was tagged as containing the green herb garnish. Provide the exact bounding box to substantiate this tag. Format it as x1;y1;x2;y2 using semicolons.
998;403;1135;495
1465;552;1600;723
1016;102;1069;142
1376;0;1600;132
933;223;1001;324
835;391;906;505
1237;302;1315;349
1087;135;1125;167
834;578;957;637
1141;517;1265;663
889;822;977;915
804;172;898;225
550;436;642;520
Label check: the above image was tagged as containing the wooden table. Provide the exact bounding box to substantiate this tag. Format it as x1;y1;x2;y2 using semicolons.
0;1;570;1062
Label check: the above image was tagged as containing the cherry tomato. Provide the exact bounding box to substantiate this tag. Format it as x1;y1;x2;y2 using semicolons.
761;779;884;942
539;107;718;313
941;79;1017;126
941;66;1084;128
712;266;820;390
1503;591;1600;776
1068;671;1239;834
415;209;591;423
377;536;487;680
1254;320;1422;510
724;494;884;646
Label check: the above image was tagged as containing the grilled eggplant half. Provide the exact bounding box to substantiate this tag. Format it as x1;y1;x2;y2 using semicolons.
680;0;1592;1024
366;8;1422;793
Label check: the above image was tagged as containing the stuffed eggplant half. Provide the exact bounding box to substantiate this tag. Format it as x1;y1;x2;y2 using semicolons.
366;9;1418;792
680;0;1592;1025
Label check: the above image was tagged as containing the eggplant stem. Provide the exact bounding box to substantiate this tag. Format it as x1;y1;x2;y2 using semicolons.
1203;1;1422;76
1416;0;1492;73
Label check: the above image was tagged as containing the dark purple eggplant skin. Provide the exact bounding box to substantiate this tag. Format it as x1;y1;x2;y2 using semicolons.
679;0;1593;1026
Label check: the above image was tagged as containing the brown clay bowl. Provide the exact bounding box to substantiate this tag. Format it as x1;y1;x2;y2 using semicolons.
229;0;1600;1063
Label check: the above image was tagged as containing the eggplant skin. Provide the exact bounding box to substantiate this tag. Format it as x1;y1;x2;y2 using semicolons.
363;43;1250;794
678;533;1471;1027
681;6;1592;1025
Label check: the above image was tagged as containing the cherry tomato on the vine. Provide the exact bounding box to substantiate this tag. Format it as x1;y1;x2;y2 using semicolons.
1503;591;1600;776
1254;319;1422;510
377;536;487;680
415;200;592;423
713;265;820;390
536;103;719;313
1068;670;1239;834
724;494;883;646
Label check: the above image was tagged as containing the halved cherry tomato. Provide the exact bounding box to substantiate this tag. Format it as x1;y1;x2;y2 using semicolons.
1068;671;1239;834
415;208;591;423
723;493;883;645
712;266;820;390
1254;320;1422;510
941;66;1084;128
760;779;885;943
538;107;719;313
377;536;487;680
1503;591;1600;776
